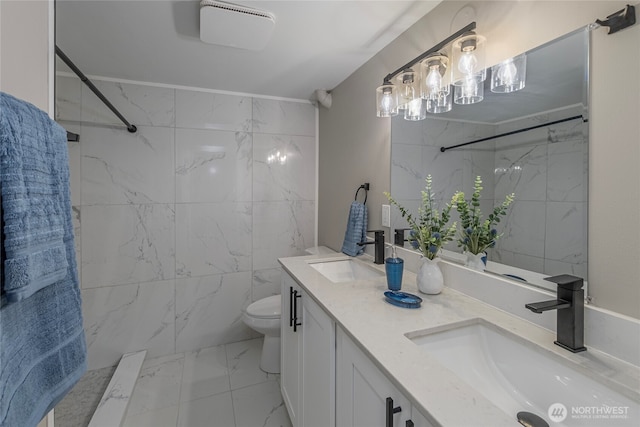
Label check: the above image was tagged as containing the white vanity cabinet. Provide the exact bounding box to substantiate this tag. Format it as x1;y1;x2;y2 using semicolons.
281;272;336;427
281;274;302;427
336;327;434;427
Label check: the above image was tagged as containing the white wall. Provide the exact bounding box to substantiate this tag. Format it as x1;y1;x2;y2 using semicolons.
56;76;317;369
0;0;52;113
319;1;640;318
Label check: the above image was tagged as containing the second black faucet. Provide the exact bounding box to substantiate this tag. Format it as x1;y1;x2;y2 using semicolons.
358;230;385;264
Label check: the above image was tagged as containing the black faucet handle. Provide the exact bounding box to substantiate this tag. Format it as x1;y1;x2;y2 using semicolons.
544;274;584;290
367;230;385;240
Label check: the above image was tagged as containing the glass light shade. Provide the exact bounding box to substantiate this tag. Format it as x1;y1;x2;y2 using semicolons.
420;54;450;98
454;74;484;105
491;54;526;93
426;88;452;114
396;68;421;110
376;83;399;117
404;98;427;121
452;33;487;85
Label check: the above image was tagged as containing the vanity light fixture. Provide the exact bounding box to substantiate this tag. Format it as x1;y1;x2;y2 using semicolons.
491;53;527;93
376;22;491;119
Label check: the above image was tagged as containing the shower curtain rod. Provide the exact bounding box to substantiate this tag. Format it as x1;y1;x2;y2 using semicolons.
439;115;588;152
55;46;137;134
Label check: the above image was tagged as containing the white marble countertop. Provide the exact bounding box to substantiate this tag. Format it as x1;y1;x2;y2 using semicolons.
279;253;640;427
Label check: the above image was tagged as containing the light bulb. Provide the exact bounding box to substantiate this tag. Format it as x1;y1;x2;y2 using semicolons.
491;54;526;93
376;84;398;117
425;65;442;95
458;51;478;75
497;59;517;86
380;92;392;112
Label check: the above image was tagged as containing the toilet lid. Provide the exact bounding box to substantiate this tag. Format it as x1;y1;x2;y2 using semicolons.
246;295;281;319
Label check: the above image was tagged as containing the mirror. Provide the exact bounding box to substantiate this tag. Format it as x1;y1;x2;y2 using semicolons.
390;29;589;287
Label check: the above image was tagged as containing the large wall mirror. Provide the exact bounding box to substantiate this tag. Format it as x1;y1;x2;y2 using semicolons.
390;28;589;288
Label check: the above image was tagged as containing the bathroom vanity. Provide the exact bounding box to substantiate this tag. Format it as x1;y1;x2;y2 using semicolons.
279;253;640;427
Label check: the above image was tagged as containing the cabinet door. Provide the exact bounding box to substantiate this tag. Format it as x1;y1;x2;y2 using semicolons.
281;273;302;426
301;293;335;427
408;407;436;427
336;327;411;427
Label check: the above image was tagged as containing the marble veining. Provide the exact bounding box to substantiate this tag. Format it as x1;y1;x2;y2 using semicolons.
82;281;175;370
175;272;254;352
56;77;316;368
253;133;316;202
391;104;588;279
88;350;146;427
175;129;252;203
252;99;315;136
175;89;252;132
252;268;283;302
81;125;175;205
122;338;290;427
252;201;315;270
175;202;252;277
81;204;175;287
81;81;175;127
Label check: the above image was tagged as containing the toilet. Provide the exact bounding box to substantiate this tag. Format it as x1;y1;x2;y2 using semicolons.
243;247;335;374
243;294;281;374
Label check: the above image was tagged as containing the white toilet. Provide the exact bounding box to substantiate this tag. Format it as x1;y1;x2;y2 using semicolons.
243;295;281;374
243;247;335;374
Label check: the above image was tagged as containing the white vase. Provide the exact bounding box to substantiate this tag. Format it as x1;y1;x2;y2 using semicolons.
416;257;444;295
465;251;487;271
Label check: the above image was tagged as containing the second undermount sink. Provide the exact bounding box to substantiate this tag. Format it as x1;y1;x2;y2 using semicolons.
309;259;383;283
408;320;639;426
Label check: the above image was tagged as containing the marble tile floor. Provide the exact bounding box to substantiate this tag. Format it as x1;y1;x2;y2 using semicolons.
56;337;290;427
123;337;291;427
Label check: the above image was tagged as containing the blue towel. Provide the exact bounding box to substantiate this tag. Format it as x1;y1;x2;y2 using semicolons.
0;92;68;302
0;92;86;427
341;201;368;256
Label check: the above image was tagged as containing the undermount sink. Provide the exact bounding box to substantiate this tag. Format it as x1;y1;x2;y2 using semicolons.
309;259;383;283
408;320;639;426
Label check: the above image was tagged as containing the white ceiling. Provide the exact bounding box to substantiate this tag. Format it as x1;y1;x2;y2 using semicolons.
56;0;441;100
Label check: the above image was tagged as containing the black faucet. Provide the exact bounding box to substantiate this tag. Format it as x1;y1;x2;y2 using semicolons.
525;274;586;353
394;228;410;247
358;230;385;264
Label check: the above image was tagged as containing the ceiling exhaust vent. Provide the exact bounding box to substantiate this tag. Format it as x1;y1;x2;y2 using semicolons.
200;0;276;51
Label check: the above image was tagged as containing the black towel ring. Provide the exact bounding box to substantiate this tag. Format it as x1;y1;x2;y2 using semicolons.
354;183;369;205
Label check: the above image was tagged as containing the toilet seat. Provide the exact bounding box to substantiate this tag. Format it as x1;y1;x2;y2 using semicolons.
246;295;281;319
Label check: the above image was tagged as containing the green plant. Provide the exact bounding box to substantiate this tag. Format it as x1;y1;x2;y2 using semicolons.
451;176;514;255
384;175;457;260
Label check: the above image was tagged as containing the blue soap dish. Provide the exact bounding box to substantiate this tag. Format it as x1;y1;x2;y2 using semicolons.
384;291;422;309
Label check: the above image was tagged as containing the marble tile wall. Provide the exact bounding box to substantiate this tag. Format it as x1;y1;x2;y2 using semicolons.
390;116;495;252
492;105;588;279
56;76;317;369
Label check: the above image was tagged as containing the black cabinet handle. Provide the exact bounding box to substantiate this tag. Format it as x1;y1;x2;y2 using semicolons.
289;286;294;327
406;421;414;427
293;290;302;332
385;397;402;427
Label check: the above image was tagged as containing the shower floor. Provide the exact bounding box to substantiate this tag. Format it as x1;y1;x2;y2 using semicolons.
54;365;116;427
